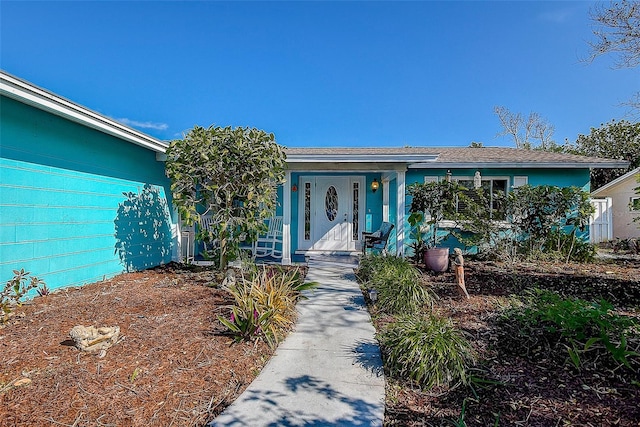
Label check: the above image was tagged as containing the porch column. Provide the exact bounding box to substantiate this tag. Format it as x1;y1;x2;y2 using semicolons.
396;170;405;257
382;177;390;222
282;171;292;265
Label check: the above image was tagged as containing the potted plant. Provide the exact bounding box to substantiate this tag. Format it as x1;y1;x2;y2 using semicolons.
408;180;464;272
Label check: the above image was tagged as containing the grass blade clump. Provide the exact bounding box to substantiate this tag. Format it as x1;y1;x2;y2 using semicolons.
357;254;435;314
219;265;317;348
379;315;476;389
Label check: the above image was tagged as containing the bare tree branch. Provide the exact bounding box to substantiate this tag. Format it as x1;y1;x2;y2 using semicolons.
587;0;640;68
494;106;555;150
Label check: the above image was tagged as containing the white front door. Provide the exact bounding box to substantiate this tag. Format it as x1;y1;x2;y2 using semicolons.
314;177;350;251
297;176;364;252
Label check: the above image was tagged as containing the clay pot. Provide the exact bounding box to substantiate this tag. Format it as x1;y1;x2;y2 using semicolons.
424;247;449;272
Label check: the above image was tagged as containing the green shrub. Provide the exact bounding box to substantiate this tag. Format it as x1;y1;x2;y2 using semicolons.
543;229;597;263
379;315;476;389
496;289;639;371
354;253;385;283
2;269;45;323
219;265;316;347
357;254;435;314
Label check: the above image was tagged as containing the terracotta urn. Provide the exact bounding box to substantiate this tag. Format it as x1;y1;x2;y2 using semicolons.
424;247;449;272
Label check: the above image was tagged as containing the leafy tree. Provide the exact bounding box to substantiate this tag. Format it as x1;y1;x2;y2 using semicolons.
586;0;640;114
505;185;595;261
565;119;640;189
165;125;286;269
494;106;557;150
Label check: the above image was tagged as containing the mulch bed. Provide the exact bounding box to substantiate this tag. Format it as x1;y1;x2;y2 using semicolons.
0;263;272;427
383;257;640;426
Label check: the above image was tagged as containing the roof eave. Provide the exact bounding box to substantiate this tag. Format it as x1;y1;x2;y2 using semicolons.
0;71;168;154
286;154;439;163
409;161;631;169
592;166;640;195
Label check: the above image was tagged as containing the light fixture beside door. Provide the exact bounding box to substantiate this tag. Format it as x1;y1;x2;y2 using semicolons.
371;178;379;193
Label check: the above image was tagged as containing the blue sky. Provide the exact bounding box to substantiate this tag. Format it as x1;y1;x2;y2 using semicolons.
1;1;637;147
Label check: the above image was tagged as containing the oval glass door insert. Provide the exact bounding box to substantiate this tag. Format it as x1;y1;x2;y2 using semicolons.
325;186;338;221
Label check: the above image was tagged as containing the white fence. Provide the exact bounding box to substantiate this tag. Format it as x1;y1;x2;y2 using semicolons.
589;197;612;243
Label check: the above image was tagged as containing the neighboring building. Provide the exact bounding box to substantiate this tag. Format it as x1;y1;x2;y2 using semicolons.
591;167;640;242
0;71;178;292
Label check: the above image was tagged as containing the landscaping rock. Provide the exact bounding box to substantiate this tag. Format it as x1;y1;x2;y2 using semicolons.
69;325;120;353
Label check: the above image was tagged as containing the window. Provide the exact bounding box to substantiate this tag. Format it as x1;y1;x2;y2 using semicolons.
455;177;508;220
513;176;528;188
304;182;311;240
631;196;640;212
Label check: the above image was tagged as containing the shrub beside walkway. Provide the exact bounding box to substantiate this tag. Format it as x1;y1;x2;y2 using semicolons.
210;256;385;426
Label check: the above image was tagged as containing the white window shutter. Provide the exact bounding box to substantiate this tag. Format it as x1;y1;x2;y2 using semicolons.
513;176;528;188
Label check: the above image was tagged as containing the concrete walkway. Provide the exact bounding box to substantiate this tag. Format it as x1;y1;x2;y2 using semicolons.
210;256;385;427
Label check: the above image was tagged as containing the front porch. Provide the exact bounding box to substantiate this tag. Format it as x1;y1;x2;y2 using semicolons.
280;169;408;265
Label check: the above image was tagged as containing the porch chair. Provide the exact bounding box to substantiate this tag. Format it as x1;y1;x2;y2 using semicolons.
199;216;217;253
253;216;283;259
362;222;395;255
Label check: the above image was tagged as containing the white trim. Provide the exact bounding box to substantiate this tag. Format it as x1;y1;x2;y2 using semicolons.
0;71;168;154
296;175;364;253
287;153;438;163
409;162;630;169
382;177;390;222
297;178;313;251
286;163;409;172
282;171;292;265
396;170;406;257
592;167;640;195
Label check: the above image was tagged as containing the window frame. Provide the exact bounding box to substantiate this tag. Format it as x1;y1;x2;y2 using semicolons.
451;175;509;220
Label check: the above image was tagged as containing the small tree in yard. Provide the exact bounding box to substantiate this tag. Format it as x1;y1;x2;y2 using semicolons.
165;125;286;269
505;185;596;262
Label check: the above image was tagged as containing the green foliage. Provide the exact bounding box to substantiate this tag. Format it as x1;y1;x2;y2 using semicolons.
379;315;476;389
566;119;640;190
407;180;469;248
453;184;595;262
504;185;595;262
218;266;315;347
544;229;597;263
2;269;44;323
165;125;286;269
356;254;435;314
497;289;639;371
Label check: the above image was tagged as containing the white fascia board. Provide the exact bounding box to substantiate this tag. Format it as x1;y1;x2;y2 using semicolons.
1;72;168;154
409;161;631;169
286;154;439;163
286;162;408;172
592;166;640;195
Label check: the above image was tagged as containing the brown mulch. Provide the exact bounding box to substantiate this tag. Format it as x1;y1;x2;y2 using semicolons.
0;263;272;427
383;257;640;427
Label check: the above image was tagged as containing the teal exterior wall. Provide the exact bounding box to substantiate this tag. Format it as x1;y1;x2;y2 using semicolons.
0;96;175;293
279;167;591;260
405;168;590;189
404;167;592;254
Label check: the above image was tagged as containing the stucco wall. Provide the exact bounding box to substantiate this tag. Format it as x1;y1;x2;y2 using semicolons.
593;175;640;239
0;96;176;293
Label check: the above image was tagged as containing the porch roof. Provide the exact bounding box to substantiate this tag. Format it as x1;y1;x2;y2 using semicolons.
285;147;630;169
